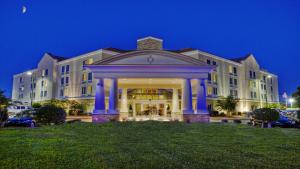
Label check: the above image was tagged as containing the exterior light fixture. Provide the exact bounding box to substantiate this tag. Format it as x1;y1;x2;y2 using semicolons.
267;75;272;78
26;71;32;76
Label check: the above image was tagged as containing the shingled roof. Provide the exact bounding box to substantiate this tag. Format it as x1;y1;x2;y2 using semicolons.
46;53;68;61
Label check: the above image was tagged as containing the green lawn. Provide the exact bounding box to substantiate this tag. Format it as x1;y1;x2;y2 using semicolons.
0;122;299;169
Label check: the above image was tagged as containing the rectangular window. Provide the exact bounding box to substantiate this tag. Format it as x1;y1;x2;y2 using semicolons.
233;67;237;75
230;78;233;85
88;72;93;82
82;87;86;95
66;65;70;74
207;59;211;65
253;72;256;79
208;73;211;81
19;77;23;83
213;87;218;95
44;91;47;97
263;76;266;82
40;91;43;97
42;69;48;77
212;61;217;65
270;78;273;84
41;81;44;87
82;73;87;82
229;65;233;74
234;79;237;86
65;77;69;85
270;86;273;92
87;86;93;95
61;66;65;74
207;86;212;95
249;71;253;78
212;73;217;83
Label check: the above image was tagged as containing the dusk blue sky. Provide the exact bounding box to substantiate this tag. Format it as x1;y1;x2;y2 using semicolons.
1;0;300;98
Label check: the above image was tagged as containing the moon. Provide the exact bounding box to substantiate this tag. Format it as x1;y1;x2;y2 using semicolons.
22;6;27;14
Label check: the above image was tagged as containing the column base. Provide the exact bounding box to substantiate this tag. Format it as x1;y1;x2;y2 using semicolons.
182;109;194;114
92;114;119;123
107;109;119;114
93;109;106;114
183;114;210;123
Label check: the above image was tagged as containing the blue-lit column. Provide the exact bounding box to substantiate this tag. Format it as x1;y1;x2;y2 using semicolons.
93;78;105;114
108;78;119;114
196;79;208;114
182;78;193;114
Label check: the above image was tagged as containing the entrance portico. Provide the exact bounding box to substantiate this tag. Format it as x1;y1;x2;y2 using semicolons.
85;50;215;123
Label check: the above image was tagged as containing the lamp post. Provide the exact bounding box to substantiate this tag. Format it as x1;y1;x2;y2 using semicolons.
27;71;33;106
288;98;295;109
265;75;272;107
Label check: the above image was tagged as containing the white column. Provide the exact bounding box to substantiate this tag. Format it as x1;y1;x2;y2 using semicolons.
172;88;179;113
93;78;105;114
182;79;193;114
108;78;118;114
120;88;128;113
196;79;208;114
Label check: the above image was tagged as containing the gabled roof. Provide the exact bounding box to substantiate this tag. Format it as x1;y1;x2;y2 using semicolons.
103;47;196;54
46;53;68;61
229;54;252;63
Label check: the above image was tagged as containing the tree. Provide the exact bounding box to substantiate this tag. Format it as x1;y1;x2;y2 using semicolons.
292;86;300;107
216;96;239;116
253;108;280;128
0;90;10;125
35;104;66;125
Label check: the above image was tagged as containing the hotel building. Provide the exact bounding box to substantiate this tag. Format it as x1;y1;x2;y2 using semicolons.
12;36;279;122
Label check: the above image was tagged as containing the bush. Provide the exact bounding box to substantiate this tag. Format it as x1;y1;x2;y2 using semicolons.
297;110;300;119
237;112;242;116
32;102;42;109
253;108;280;128
35;104;66;125
221;119;228;123
69;101;87;116
232;112;237;116
210;111;219;117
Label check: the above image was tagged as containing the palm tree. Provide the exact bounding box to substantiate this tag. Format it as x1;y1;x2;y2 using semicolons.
216;96;239;116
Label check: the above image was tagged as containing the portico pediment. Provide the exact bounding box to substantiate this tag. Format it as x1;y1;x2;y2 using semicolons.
93;50;207;65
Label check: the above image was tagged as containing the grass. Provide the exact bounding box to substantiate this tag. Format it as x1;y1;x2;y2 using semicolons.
0;122;299;169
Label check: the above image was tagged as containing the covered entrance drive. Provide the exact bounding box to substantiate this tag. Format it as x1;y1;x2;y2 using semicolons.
85;50;215;123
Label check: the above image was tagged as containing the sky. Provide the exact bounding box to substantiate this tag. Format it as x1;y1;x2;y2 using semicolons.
0;0;300;98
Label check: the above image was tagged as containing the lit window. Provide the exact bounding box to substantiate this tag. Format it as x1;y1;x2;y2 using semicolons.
228;65;233;74
87;86;93;95
207;86;213;95
82;73;87;82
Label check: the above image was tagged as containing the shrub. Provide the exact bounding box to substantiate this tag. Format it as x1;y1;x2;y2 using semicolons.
237;112;242;116
297;110;300;119
35;104;66;125
32;102;42;109
69;101;87;116
232;112;237;116
210;111;219;117
253;108;280;128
